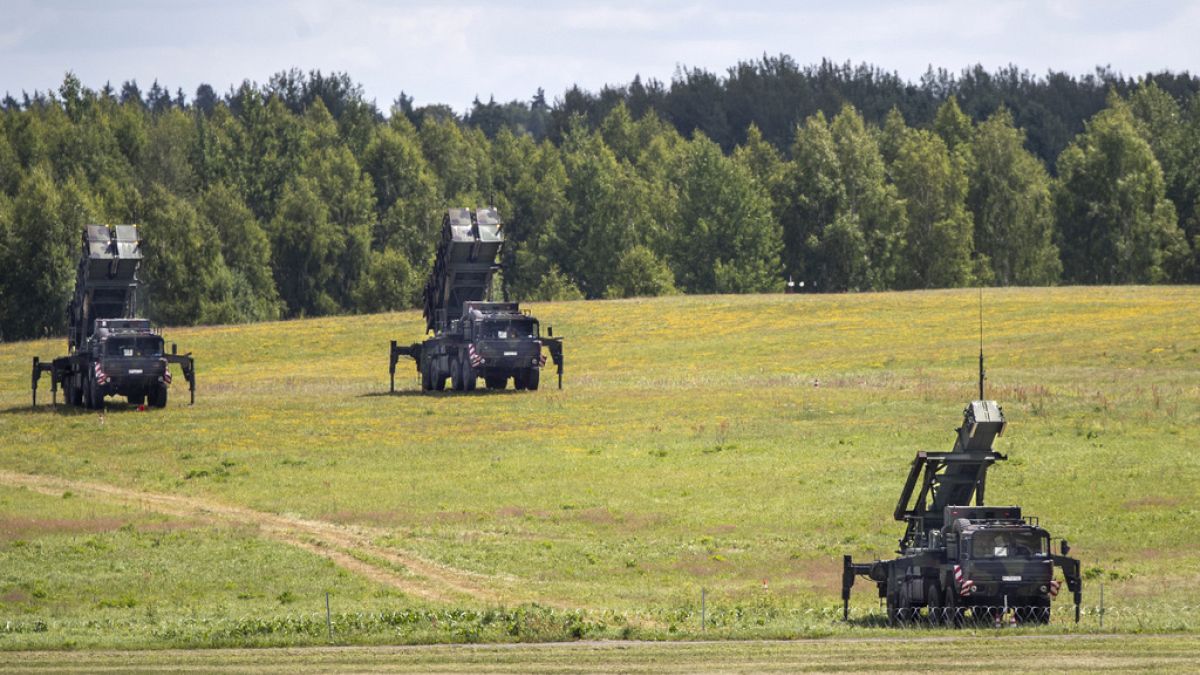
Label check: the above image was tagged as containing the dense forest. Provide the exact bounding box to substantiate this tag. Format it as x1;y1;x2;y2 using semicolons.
1;57;1198;340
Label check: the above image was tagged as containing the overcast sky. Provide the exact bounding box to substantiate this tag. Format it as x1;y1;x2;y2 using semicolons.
2;0;1198;111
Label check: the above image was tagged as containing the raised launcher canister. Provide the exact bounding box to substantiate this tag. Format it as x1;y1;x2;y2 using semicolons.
31;224;196;409
841;399;1082;626
390;208;563;393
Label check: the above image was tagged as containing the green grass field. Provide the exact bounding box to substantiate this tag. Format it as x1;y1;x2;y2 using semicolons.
6;635;1200;673
1;287;1198;653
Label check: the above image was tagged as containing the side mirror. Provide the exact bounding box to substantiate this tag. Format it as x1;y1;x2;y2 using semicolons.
1061;540;1070;556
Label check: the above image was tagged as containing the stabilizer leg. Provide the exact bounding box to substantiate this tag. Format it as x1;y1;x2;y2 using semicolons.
166;350;196;405
389;340;399;393
842;555;855;620
545;338;564;390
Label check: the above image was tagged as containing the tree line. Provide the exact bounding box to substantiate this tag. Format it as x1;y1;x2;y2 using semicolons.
1;62;1197;340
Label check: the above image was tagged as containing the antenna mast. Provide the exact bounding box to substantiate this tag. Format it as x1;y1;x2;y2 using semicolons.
978;287;985;400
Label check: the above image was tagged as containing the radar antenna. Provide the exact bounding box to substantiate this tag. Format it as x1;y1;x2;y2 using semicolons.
978;287;985;400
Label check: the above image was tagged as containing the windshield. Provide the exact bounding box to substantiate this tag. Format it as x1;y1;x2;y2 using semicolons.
481;320;537;339
104;336;163;357
970;531;1049;558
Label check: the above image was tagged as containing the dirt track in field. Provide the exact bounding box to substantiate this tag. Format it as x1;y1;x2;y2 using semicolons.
0;470;526;606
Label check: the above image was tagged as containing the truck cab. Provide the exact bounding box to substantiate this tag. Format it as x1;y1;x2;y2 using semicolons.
90;319;171;406
944;507;1058;622
460;302;546;389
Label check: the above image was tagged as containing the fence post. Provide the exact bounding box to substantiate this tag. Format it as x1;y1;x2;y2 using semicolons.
1099;582;1104;630
326;591;333;641
701;587;706;633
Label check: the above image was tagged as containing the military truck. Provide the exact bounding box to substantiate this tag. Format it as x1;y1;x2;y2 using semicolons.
841;396;1082;626
389;208;563;393
31;225;195;409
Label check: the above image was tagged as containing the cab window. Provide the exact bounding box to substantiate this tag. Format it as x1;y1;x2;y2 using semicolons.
105;336;163;357
970;531;1049;558
482;320;537;339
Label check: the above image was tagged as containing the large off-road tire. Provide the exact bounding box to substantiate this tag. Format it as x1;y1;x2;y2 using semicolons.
886;593;899;627
83;372;101;410
67;377;82;407
421;359;433;391
926;581;943;626
432;363;446;391
461;358;476;392
513;370;527;390
149;384;168;408
896;585;914;626
526;368;540;391
943;586;962;627
450;356;464;391
485;376;507;390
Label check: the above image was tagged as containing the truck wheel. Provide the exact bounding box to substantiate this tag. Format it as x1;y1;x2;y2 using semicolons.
84;373;100;409
432;364;446;391
926;581;943;626
513;370;527;390
943;586;961;627
450;356;464;391
485;376;506;390
896;586;913;625
462;358;476;391
421;359;433;391
526;368;540;391
149;384;168;408
886;594;899;627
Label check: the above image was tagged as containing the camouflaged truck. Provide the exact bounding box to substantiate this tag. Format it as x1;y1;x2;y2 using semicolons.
842;399;1082;626
32;225;195;409
389;208;563;393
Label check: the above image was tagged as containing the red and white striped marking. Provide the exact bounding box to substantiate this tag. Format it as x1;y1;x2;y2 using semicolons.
954;565;975;597
468;344;484;367
538;353;547;367
161;359;172;385
93;362;110;386
1049;579;1061;598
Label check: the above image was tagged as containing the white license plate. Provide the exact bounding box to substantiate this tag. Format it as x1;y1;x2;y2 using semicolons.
128;369;143;374
1002;575;1021;582
504;351;517;356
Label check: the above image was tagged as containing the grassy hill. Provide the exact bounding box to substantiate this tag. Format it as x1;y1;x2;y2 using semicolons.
1;286;1198;648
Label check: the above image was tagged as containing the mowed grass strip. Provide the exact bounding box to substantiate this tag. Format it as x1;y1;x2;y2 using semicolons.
1;286;1198;647
4;635;1200;673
